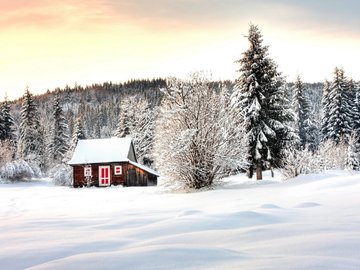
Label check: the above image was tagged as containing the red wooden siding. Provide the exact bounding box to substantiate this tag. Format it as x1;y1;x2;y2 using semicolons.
72;162;159;187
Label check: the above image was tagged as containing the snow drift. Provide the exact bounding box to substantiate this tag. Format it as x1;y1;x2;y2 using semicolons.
0;171;359;269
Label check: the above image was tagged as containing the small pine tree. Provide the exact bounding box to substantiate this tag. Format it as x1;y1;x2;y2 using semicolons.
346;134;360;170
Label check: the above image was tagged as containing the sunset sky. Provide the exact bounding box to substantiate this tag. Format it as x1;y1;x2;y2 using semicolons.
1;0;360;101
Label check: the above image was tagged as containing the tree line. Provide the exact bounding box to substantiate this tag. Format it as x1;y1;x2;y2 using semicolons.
0;24;359;188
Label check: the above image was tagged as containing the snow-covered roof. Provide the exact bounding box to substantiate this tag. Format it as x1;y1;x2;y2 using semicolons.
128;160;160;177
68;137;133;165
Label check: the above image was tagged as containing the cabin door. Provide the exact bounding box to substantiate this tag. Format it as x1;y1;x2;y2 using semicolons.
99;166;110;186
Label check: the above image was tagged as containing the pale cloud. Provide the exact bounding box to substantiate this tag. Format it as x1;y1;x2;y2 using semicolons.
0;0;111;30
2;0;359;36
90;0;360;36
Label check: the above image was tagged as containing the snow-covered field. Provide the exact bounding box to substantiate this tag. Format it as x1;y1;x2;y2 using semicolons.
1;171;360;270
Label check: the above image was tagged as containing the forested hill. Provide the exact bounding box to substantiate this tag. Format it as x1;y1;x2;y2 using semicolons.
9;78;166;139
7;79;323;145
8;78;319;151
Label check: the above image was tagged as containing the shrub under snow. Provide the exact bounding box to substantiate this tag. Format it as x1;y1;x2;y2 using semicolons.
282;139;352;180
51;164;73;186
0;159;40;182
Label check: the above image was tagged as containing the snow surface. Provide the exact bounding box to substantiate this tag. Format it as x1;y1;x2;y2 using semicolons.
1;171;360;270
68;137;133;165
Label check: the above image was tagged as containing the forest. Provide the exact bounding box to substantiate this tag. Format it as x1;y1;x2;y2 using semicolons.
0;24;359;188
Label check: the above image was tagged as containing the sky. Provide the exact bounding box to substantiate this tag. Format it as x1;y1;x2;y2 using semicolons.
1;0;360;101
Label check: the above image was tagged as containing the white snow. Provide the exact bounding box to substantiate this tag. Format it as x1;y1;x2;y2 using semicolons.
68;137;133;165
1;170;360;270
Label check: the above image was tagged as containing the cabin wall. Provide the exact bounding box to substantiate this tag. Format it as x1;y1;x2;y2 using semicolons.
73;166;87;187
126;164;157;186
72;162;157;187
73;163;126;187
112;163;126;186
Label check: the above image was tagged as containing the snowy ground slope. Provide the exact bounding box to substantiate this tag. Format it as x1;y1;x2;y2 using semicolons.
1;171;360;270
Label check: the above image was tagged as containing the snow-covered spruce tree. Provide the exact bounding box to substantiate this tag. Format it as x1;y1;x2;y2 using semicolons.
155;74;246;189
0;110;3;140
49;93;69;164
19;88;45;166
232;24;294;180
0;99;17;162
114;96;157;166
292;75;318;151
324;68;352;144
132;101;157;167
0;97;16;143
321;80;332;141
349;79;360;136
346;133;360;170
64;116;86;163
115;100;132;138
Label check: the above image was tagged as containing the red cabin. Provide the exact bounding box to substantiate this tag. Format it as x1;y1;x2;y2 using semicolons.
68;137;159;187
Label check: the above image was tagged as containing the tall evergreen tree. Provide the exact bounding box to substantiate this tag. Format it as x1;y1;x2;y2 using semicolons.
70;116;85;151
65;116;85;162
232;24;293;180
132;102;156;167
115;102;131;138
49;93;69;163
0;97;16;143
0;105;4;141
321;80;332;141
349;79;360;135
325;67;352;144
292;75;317;150
0;96;17;159
19;88;44;163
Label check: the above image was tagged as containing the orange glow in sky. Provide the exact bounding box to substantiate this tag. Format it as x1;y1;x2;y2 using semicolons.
1;0;360;101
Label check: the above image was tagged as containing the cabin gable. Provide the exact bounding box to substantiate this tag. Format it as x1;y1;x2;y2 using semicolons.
127;141;137;162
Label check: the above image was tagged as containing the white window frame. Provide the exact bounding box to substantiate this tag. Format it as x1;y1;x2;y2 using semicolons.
84;166;92;177
99;166;110;186
114;165;122;175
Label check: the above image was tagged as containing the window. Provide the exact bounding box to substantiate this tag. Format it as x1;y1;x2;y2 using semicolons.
114;165;122;175
84;166;92;177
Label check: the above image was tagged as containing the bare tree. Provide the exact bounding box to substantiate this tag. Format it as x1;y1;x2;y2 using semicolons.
155;73;246;189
